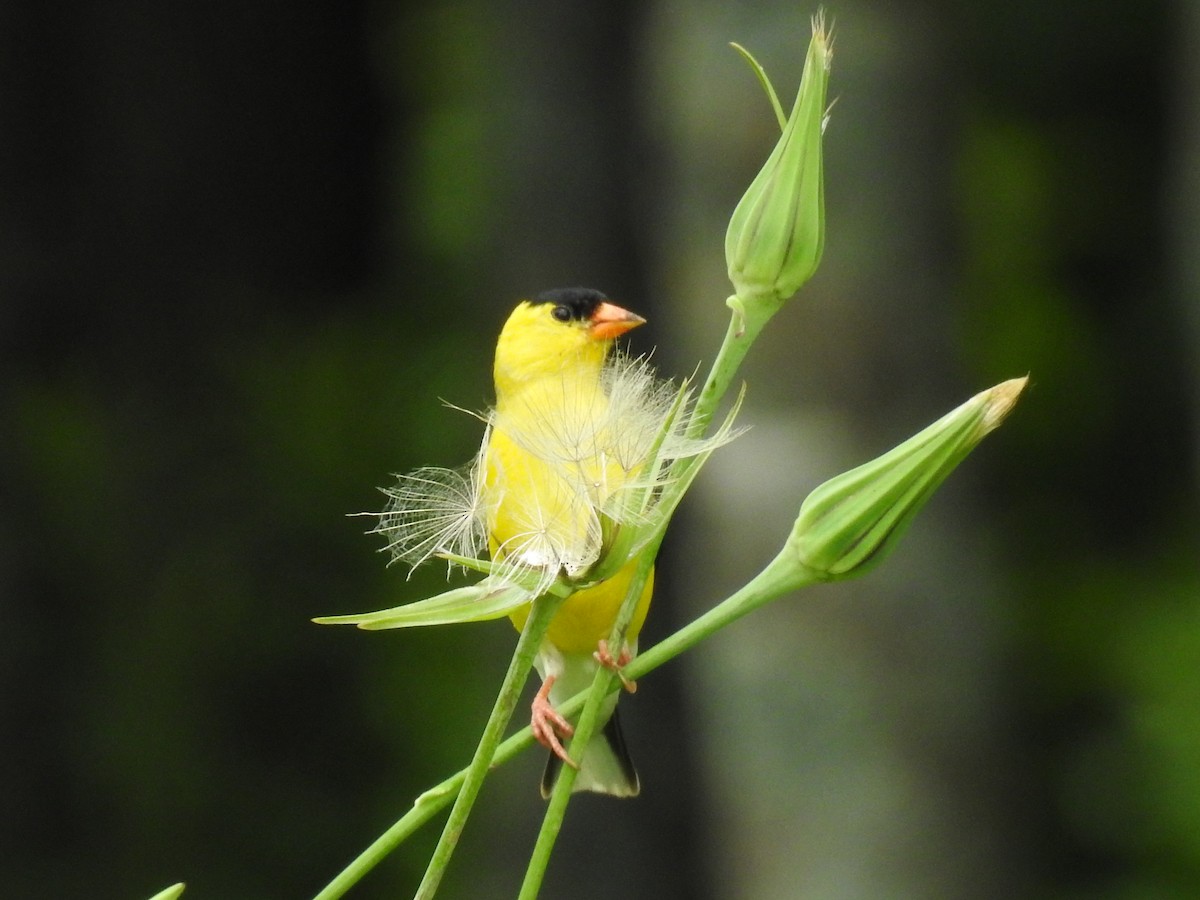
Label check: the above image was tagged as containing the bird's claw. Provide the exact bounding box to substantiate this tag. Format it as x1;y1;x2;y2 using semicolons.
594;639;637;693
531;675;578;769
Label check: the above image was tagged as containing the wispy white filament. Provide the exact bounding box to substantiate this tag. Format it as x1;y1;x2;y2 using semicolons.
369;352;742;584
369;429;492;574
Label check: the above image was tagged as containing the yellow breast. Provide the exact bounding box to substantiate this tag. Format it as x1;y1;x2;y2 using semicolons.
484;376;653;652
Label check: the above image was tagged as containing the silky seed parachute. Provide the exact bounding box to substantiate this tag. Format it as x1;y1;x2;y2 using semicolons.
364;351;744;594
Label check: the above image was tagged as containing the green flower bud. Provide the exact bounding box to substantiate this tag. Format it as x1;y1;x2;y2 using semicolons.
785;377;1028;580
725;16;831;317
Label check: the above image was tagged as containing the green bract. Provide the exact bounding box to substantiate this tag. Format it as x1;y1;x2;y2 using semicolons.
312;579;537;630
725;15;831;320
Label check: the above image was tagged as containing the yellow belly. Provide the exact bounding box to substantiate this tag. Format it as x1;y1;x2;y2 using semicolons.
509;559;654;654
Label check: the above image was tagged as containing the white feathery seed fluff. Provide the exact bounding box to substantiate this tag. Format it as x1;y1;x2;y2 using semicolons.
368;352;741;586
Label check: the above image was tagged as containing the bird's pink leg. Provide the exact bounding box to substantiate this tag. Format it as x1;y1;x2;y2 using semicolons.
531;675;578;768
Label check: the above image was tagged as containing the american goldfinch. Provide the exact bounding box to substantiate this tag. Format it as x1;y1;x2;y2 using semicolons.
367;287;741;797
487;287;648;798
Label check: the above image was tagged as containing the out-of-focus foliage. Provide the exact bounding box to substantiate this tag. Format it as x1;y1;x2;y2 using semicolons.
952;4;1200;896
1;1;1195;899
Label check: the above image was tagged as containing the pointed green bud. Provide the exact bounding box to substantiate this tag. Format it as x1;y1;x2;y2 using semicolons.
785;377;1028;580
725;15;831;318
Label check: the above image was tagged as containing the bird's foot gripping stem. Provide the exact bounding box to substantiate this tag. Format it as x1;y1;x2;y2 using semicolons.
594;639;637;694
531;675;578;769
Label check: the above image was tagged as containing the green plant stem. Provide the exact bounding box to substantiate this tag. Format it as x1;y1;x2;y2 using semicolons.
312;701;551;900
688;304;771;438
516;671;602;900
629;550;821;679
312;593;562;900
411;593;563;900
517;540;662;899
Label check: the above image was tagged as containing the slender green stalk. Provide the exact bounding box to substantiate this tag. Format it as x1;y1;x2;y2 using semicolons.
627;553;821;679
516;673;599;900
517;541;661;898
410;593;563;899
313;684;564;900
311;791;448;900
688;306;771;438
313;592;563;900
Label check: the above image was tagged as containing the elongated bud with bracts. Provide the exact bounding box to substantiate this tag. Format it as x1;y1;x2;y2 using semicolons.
725;15;831;320
785;377;1028;580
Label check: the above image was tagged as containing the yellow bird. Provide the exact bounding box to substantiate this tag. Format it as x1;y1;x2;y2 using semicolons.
486;287;650;798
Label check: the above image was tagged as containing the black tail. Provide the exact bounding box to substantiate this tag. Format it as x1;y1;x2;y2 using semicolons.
540;708;640;798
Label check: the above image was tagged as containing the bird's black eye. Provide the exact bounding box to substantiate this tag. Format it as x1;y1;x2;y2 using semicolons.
551;304;572;322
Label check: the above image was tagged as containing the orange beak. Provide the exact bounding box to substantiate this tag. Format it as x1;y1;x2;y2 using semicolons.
589;301;646;340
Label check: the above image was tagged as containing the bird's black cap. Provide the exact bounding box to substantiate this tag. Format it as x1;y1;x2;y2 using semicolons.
530;287;608;322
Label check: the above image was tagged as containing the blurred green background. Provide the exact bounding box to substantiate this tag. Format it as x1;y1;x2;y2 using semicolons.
2;2;1197;898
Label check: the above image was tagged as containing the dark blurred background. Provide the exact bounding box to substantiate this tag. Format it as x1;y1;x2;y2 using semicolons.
2;1;1197;898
